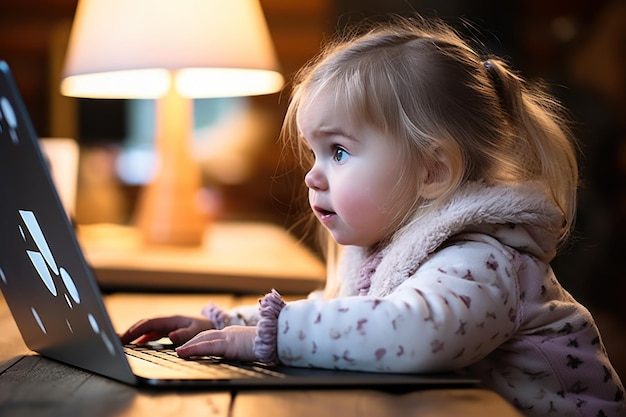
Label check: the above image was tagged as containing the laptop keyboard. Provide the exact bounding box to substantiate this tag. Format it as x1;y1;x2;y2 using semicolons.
123;343;285;379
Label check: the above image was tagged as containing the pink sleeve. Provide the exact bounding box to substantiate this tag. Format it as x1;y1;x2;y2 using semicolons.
201;302;229;329
254;289;286;363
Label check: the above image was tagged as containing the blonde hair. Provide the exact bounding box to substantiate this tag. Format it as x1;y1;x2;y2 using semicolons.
281;15;578;247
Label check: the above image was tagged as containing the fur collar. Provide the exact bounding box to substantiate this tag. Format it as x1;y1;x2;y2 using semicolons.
334;181;565;297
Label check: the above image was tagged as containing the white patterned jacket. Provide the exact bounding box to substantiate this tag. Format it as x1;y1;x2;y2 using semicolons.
206;182;625;417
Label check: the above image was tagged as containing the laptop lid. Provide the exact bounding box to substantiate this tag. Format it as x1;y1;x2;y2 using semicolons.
0;61;479;389
0;61;138;385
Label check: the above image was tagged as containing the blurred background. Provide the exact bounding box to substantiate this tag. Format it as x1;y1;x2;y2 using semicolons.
1;0;625;374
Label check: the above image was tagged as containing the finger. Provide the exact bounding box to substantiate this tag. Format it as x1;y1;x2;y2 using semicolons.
168;328;198;344
129;331;163;345
120;316;192;344
120;321;162;344
169;318;215;344
119;319;154;343
175;328;257;361
176;339;228;358
175;330;224;355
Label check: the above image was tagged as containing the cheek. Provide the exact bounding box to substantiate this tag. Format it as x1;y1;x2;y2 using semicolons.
335;190;366;216
364;170;408;224
335;182;392;226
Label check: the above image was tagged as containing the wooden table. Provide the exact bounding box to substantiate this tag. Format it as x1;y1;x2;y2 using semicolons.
0;292;524;417
78;222;327;294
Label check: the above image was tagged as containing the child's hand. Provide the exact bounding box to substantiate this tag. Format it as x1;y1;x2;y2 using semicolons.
119;315;215;346
175;325;257;361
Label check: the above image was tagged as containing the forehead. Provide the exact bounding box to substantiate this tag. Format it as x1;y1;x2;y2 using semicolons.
296;87;357;137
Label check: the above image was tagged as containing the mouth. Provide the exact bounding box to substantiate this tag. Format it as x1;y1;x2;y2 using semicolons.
313;206;336;218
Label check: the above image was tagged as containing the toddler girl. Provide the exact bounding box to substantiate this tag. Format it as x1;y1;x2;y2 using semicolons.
121;16;625;416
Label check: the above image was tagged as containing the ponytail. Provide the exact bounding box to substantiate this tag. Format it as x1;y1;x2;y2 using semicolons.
481;58;578;240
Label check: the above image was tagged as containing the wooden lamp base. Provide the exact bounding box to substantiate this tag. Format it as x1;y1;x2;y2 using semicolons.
134;82;207;246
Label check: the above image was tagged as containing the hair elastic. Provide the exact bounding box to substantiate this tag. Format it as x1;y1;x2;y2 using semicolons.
482;60;504;103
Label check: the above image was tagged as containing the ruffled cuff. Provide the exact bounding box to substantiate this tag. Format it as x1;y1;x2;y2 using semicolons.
254;289;286;364
201;302;229;330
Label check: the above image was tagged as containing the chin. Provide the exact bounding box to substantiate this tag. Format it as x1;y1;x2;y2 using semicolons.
331;234;369;247
329;233;350;246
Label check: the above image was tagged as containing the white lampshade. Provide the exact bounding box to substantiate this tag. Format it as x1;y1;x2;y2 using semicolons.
60;0;285;246
61;0;284;99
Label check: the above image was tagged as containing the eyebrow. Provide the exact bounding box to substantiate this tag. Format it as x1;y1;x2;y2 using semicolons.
315;126;357;141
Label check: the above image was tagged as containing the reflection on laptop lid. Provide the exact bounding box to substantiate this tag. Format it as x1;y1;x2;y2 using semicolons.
0;61;479;389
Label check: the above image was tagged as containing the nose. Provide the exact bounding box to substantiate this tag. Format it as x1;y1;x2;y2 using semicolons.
304;163;327;191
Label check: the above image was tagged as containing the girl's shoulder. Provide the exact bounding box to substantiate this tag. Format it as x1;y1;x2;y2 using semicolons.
419;231;524;285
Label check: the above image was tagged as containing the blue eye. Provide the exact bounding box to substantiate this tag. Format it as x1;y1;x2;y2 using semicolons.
333;146;349;163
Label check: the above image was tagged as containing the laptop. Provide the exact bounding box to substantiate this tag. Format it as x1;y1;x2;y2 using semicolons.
0;61;479;389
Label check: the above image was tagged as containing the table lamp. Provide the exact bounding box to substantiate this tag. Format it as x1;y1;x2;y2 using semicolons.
60;0;284;246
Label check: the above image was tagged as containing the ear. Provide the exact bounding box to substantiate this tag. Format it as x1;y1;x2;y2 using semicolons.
419;146;456;200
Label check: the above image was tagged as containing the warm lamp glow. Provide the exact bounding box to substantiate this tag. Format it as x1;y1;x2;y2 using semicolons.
176;68;285;98
61;0;284;246
61;69;171;99
61;0;284;99
60;68;285;99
